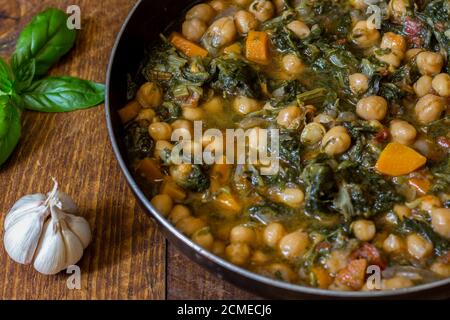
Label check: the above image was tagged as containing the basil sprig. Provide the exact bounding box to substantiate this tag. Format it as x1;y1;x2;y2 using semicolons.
0;8;105;166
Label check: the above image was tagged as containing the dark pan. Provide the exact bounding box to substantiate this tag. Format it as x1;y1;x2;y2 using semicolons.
105;0;450;299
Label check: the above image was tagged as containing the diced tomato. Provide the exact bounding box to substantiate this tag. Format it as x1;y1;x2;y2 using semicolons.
374;128;390;143
350;243;387;270
336;259;368;290
404;17;425;48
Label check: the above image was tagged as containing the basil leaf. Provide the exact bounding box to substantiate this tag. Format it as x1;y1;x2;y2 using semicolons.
12;8;76;77
0;57;13;96
13;58;36;93
22;76;105;112
0;97;21;166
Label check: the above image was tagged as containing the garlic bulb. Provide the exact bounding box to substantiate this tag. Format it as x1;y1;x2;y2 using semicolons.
3;182;92;275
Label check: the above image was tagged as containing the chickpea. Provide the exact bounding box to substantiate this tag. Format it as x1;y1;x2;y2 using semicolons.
212;240;226;255
301;122;326;145
171;119;193;137
276;105;302;128
169;205;191;224
267;263;296;282
182;18;207;42
350;0;367;10
432;73;450;97
279;230;310;260
230;225;257;245
356;96;388;121
136;82;162;108
148;122;172;140
376;51;402;68
234;10;259;35
419;195;441;212
249;0;275;22
176;216;206;236
204;17;237;48
273;0;287;13
170;164;192;186
389;120;417;145
405;48;423;61
209;0;226;11
430;262;450;277
416;51;444;76
282;54;304;76
388;0;410;22
202;96;224;114
351;20;380;48
233;0;253;6
263;222;286;248
182;106;205;121
352;219;376;241
380;32;406;57
232;96;261;114
393;204;411;220
431;208;450;240
251;250;272;264
186;3;216;23
192;228;214;249
414;94;444;124
151;194;173;216
381;277;414;290
286;20;311;39
406;233;433;260
136;108;156;121
154;140;173;160
383;234;405;253
225;243;251;266
321;126;352;156
349;73;369;94
273;187;305;208
413;75;433;97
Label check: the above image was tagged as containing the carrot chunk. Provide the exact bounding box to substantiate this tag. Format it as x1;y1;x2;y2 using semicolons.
160;177;187;201
169;32;208;58
224;42;242;55
375;142;426;176
118;100;141;123
311;266;333;289
245;31;270;65
408;177;431;194
137;158;163;182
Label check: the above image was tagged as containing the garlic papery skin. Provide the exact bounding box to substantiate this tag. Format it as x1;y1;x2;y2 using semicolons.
4;194;49;264
3;181;92;275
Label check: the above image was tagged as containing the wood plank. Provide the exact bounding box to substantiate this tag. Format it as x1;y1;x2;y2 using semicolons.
167;244;259;300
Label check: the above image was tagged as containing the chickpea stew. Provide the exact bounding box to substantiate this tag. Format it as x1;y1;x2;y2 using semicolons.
119;0;450;291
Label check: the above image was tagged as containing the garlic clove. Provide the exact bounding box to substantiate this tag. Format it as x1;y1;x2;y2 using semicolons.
64;214;92;249
48;191;78;214
4;194;46;230
60;221;84;267
33;219;68;275
3;205;49;264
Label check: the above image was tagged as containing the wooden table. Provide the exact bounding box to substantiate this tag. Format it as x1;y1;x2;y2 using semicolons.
0;0;258;300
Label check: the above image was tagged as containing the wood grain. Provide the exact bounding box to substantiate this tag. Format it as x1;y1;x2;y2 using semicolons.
0;0;258;300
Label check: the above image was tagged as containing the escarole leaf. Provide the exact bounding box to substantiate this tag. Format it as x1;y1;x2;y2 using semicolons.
0;97;21;166
0;57;14;96
12;8;76;77
21;76;105;112
22;77;105;112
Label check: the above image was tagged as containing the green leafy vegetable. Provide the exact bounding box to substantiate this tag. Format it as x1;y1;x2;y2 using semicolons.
21;76;105;112
124;120;154;160
0;98;21;165
12;8;77;77
176;164;210;192
0;58;14;96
